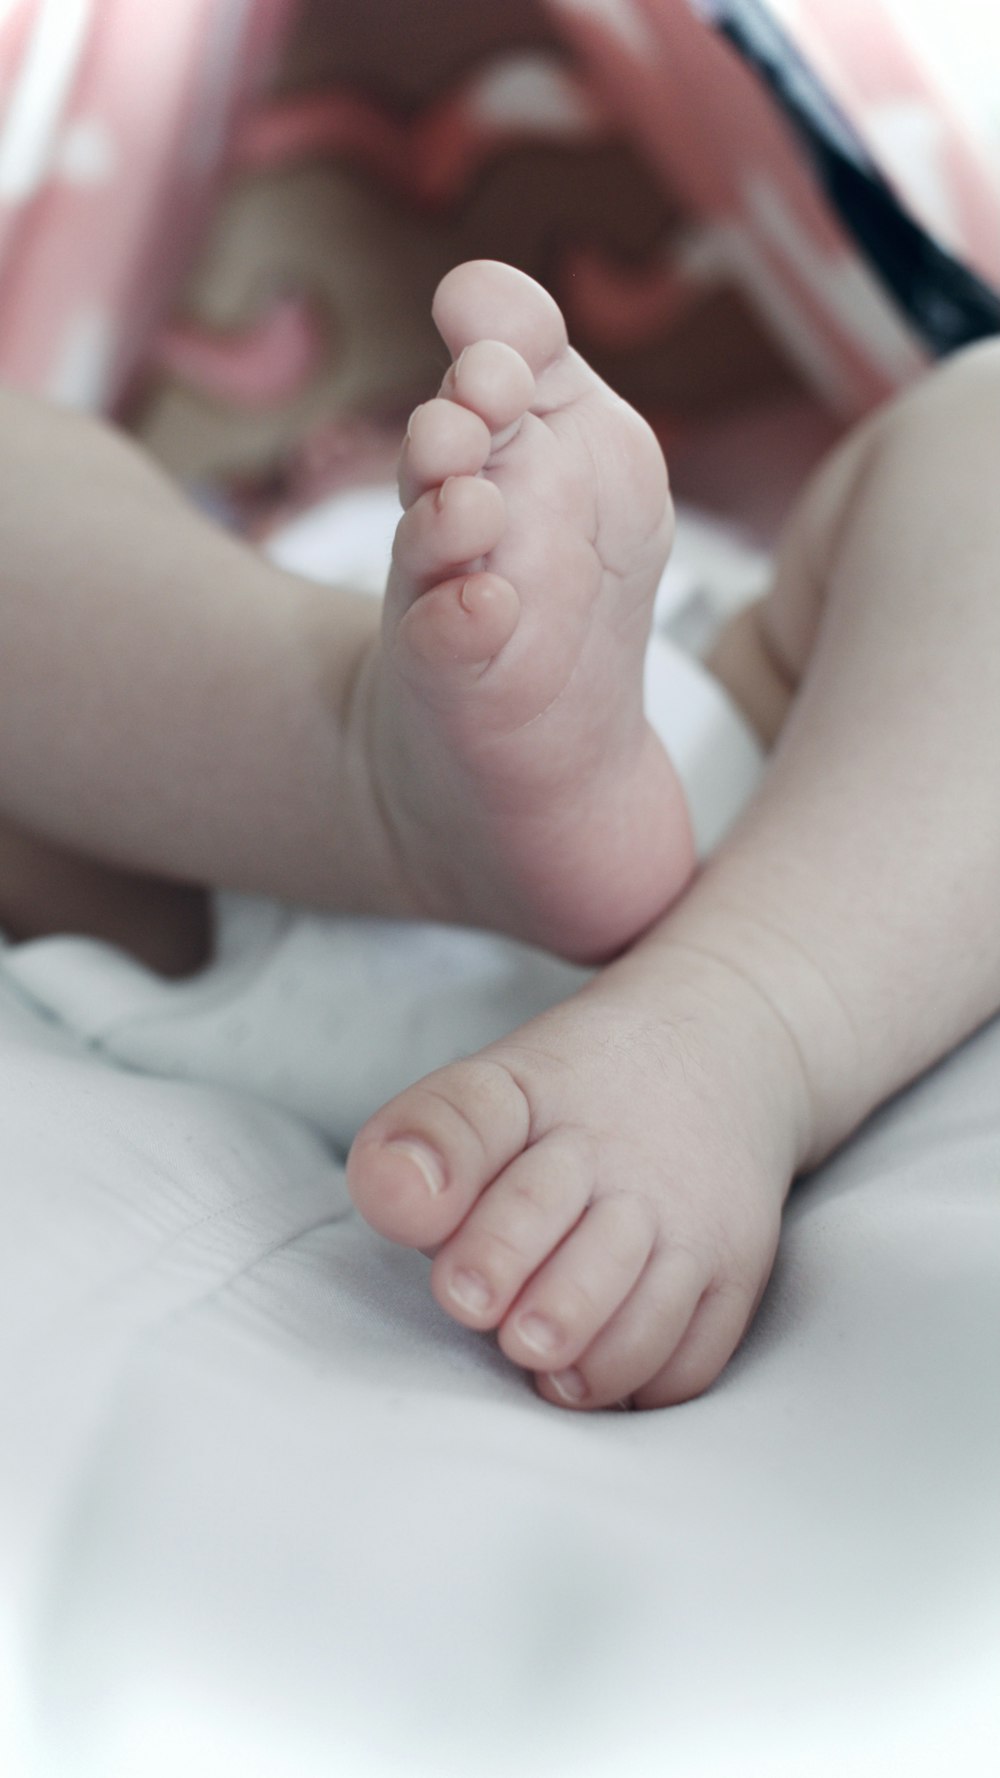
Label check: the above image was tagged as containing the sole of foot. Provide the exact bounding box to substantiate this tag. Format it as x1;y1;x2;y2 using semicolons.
367;259;695;964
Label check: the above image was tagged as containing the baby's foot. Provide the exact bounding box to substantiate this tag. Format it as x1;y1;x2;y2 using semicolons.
367;259;694;963
348;941;807;1409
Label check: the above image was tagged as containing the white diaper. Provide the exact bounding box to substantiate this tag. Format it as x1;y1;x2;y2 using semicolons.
0;491;766;1147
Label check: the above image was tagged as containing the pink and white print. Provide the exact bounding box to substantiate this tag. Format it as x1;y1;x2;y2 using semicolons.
0;0;295;410
768;0;1000;288
0;0;996;422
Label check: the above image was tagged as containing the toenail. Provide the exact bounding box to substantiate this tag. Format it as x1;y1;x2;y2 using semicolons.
384;1138;446;1196
515;1313;561;1357
449;1269;493;1314
547;1367;587;1404
435;475;456;510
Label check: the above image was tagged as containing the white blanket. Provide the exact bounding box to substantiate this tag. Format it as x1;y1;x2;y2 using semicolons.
2;496;998;1778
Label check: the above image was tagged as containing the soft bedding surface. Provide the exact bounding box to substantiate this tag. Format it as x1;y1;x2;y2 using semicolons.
1;497;998;1778
3;937;999;1778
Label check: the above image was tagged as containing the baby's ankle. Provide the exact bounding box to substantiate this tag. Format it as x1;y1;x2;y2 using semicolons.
617;922;841;1182
645;897;868;1172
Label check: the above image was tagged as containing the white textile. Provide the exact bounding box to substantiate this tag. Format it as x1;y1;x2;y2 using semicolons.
2;964;999;1778
1;493;997;1778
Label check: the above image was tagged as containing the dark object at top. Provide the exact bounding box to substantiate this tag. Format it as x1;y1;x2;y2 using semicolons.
700;0;1000;353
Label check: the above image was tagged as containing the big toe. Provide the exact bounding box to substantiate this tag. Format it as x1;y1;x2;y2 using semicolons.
432;260;568;376
346;1056;532;1249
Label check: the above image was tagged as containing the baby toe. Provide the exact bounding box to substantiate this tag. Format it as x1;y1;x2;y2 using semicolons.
630;1278;759;1410
399;398;492;509
430;1129;594;1332
346;1056;532;1249
533;1246;708;1411
445;339;535;437
432;260;568;377
400;572;520;670
499;1193;658;1378
390;473;506;590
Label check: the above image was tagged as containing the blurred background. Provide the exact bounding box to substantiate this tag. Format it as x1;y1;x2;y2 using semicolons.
1;0;998;540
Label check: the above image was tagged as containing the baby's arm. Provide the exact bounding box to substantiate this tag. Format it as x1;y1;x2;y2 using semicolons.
671;339;1000;1161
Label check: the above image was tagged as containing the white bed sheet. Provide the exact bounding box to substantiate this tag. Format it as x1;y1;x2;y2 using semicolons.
1;495;998;1778
2;960;999;1778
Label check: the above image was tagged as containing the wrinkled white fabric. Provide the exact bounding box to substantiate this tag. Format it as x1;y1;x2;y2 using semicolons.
2;968;998;1778
1;494;997;1778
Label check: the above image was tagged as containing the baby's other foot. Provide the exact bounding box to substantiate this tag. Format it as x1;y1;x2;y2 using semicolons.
348;943;808;1410
368;260;694;963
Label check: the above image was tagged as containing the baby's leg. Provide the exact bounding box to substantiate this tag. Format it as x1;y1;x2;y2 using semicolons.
348;340;1000;1409
0;265;693;964
0;386;392;929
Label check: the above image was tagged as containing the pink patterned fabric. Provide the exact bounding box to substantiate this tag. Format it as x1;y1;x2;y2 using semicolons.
545;0;1000;415
0;0;996;422
0;0;295;409
781;0;1000;290
230;58;609;206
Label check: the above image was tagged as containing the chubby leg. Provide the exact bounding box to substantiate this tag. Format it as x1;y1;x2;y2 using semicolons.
0;386;406;921
0;262;692;966
348;339;1000;1409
